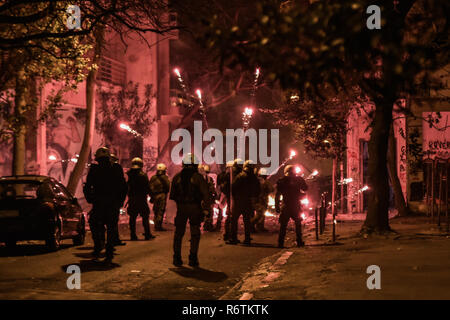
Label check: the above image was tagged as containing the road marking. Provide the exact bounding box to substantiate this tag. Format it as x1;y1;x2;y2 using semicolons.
220;250;294;300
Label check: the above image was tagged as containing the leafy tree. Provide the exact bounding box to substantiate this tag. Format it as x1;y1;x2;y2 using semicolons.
201;0;449;233
96;81;156;162
0;1;90;175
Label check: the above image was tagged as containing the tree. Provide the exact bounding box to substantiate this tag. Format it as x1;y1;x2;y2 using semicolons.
0;0;176;50
65;0;178;194
200;0;449;233
0;1;90;176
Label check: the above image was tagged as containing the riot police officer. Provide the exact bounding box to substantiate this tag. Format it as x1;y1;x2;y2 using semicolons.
215;161;233;233
126;157;155;241
218;159;244;241
228;160;260;246
275;165;308;248
149;163;170;231
83;147;127;263
170;154;210;267
110;153;126;246
251;168;274;232
200;164;217;232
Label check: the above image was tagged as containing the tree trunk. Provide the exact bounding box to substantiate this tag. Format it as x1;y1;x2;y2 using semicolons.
12;67;27;176
362;98;394;234
387;124;410;216
67;26;105;194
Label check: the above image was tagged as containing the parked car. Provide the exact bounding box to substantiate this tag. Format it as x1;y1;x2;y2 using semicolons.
0;175;86;251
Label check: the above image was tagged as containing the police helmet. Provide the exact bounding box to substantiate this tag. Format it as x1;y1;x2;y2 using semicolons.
243;160;255;171
258;168;268;176
156;163;167;171
182;153;199;167
110;153;119;163
131;157;144;169
234;158;244;167
95;147;110;161
226;161;234;168
284;165;295;176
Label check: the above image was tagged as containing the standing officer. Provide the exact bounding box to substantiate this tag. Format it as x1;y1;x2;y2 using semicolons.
149;163;170;231
110;153;126;246
201;164;217;232
170;154;210;267
251;168;274;232
228;160;260;246
83;147;127;263
218;159;243;241
215;161;233;233
126;157;155;241
275;165;308;248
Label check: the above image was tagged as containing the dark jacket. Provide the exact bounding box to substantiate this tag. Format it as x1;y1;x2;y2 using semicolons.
232;169;260;208
84;160;127;207
275;175;308;212
170;167;210;207
149;173;170;197
218;166;242;199
127;168;151;202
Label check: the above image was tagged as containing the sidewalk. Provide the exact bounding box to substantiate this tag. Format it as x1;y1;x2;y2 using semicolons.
226;216;450;300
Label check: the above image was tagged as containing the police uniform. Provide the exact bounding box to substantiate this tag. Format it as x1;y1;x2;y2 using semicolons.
218;160;242;240
84;147;127;262
252;170;274;232
228;161;260;245
110;154;126;245
215;168;229;232
275;166;308;247
201;165;217;232
169;154;210;267
126;158;154;240
149;165;170;231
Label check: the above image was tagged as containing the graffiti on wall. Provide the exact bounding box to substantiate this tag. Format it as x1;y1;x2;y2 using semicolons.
46;106;86;197
423;112;450;159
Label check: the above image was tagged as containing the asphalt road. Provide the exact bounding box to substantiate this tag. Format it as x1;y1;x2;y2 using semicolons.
0;215;298;300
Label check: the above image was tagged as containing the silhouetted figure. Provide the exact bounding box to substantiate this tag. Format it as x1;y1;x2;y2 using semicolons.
110;153;126;246
200;164;217;232
252;168;274;232
84;147;127;263
228;160;260;246
218;159;244;241
127;157;155;241
149;163;170;231
275;165;308;248
170;154;210;267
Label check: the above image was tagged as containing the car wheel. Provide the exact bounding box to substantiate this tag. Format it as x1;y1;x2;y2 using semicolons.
73;217;86;246
46;221;62;252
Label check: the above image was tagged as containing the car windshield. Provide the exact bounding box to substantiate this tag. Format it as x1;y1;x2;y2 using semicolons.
0;181;42;199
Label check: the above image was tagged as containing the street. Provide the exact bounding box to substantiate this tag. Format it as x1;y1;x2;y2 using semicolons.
0;213;449;300
0;213;290;300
